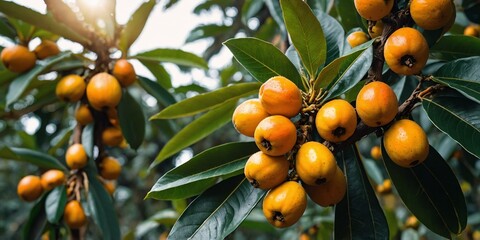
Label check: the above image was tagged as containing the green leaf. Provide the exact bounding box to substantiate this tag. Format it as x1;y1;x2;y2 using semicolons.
86;169;121;240
131;48;208;69
223;38;302;88
0;16;16;40
146;142;258;200
281;0;326;77
264;0;286;35
0;1;90;45
335;145;389;239
150;82;260;119
315;11;345;65
432;57;480;103
430;35;480;61
334;0;366;31
0;146;66;170
45;185;67;224
6;51;72;106
139;60;172;89
81;124;95;159
168;176;265;239
186;24;231;43
22;194;47;240
422;90;480;159
314;44;373;101
381;144;467;238
137;76;176;108
118;91;146;150
151;100;236;168
118;0;156;53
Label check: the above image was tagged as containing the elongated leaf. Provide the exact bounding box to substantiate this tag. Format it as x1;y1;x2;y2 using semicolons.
22;194;47;240
422;90;480;159
147;142;258;200
186;24;231;43
151;82;260;119
137;76;176;108
315;11;345;65
6;52;72;106
314;44;373;100
335;145;389;239
139;61;172;89
430;35;480;61
119;0;156;53
86;169;121;240
0;147;66;170
432;57;480;103
382;144;467;238
48;127;73;155
118;91;146;150
151;100;237;168
132;48;207;69
168;176;265;239
0;1;89;45
45;185;67;224
0;16;16;40
224;38;302;88
281;0;326;77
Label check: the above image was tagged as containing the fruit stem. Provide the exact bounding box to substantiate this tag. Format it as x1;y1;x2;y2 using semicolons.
273;211;285;222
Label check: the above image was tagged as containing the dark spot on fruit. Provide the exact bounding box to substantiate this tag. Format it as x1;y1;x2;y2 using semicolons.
332;127;346;137
315;178;327;185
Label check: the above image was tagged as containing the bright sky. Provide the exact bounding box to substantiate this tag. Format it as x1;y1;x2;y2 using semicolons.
9;0;229;89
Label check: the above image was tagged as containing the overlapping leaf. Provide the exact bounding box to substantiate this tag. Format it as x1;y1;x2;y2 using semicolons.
224;38;302;87
86;169;121;240
118;91;146;150
432;56;480;103
118;0;156;53
45;185;67;224
335;146;389;239
168;176;265;239
382;144;467;238
430;35;480;61
422;90;480;159
151;82;260;119
0;1;89;45
151;100;237;168
281;0;326;77
314;43;373;101
147;142;258;200
137;76;176;108
0;147;66;170
131;48;208;69
22;194;47;240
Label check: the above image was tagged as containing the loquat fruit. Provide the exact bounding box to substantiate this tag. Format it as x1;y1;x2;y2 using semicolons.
65;143;88;170
303;166;347;207
259;76;302;118
262;181;307;228
0;45;36;73
347;31;369;48
410;0;455;30
17;175;44;202
354;0;394;21
295;141;337;186
64;200;87;229
112;59;137;87
232;98;270;137
244;151;289;190
86;72;122;110
384;119;429;167
356;81;398;127
40;169;66;191
99;156;122;180
56;74;86;102
34;39;60;60
315;99;357;143
254;115;297;156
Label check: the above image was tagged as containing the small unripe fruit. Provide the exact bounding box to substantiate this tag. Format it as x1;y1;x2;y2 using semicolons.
17;175;44;202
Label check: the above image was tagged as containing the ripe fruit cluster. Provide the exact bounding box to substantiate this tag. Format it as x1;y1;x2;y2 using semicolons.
1;40;60;73
11;44;135;230
233;76;348;228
